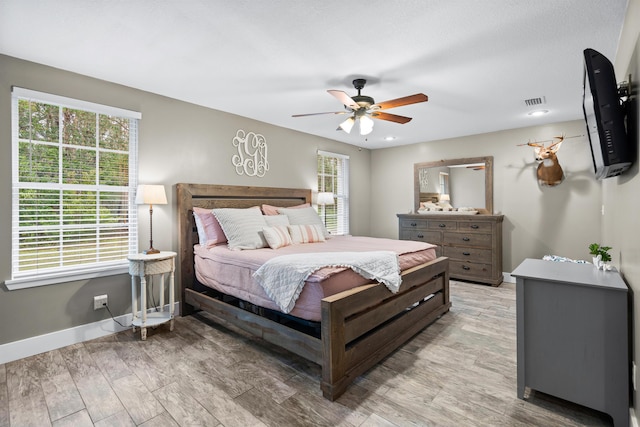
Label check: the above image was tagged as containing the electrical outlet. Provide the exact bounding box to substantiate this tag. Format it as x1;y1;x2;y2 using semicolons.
93;294;108;310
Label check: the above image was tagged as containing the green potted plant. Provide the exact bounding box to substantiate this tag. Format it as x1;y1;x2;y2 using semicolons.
589;243;612;270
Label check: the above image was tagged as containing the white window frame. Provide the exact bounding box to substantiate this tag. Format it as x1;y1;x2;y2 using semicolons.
6;87;141;290
317;150;349;235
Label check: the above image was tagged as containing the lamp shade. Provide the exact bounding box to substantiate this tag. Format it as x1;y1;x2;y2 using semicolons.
339;117;355;133
359;115;374;135
317;192;335;206
135;184;167;205
439;193;450;202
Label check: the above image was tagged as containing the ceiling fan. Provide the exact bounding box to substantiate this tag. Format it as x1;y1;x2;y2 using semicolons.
292;78;428;136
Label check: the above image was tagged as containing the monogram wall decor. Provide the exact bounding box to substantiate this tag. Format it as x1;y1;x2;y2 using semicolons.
231;129;269;177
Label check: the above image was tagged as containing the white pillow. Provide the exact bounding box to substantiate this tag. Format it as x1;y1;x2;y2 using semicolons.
277;206;330;238
262;225;293;249
212;207;268;250
264;215;290;227
288;224;326;244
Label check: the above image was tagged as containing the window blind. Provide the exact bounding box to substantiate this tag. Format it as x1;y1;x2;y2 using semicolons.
317;150;350;235
7;87;141;289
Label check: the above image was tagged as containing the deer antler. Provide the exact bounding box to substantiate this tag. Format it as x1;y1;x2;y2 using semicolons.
546;134;565;152
517;139;544;148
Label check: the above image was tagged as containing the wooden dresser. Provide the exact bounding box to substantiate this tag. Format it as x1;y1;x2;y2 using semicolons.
397;213;504;286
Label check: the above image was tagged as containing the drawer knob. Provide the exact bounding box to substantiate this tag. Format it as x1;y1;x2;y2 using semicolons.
417;234;424;239
463;251;470;256
462;265;471;270
410;222;417;227
471;224;479;229
463;237;470;241
438;223;446;228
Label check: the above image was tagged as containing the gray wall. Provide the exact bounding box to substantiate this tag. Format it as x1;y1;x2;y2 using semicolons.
2;5;639;412
450;167;485;208
370;119;601;271
371;0;640;412
609;0;640;412
0;54;372;346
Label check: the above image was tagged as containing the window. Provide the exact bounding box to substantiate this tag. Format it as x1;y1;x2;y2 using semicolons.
317;150;349;235
7;87;140;289
439;172;449;195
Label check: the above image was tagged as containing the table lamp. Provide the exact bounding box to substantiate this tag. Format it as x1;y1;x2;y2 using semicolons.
317;192;335;225
135;184;167;254
438;193;452;210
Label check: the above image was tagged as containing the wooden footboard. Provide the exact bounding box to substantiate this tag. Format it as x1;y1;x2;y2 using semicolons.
321;256;449;400
176;183;450;400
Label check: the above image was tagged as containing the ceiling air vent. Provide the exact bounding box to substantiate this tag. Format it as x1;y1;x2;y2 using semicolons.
524;96;546;106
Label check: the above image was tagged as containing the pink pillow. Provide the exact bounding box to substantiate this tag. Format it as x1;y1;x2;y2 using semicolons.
288;224;326;244
261;202;310;215
193;207;227;247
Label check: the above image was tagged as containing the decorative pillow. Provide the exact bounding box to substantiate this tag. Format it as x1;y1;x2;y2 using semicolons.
262;225;293;249
212;207;268;250
264;215;290;227
277;206;330;238
288;224;326;244
193;207;227;247
262;203;310;215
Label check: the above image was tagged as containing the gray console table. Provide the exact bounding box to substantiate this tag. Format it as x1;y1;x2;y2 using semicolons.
511;258;629;427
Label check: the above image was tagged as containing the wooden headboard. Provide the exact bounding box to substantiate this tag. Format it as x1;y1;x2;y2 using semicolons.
175;183;312;315
419;192;440;203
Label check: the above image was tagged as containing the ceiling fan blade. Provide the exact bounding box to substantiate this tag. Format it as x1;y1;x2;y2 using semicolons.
374;93;428;110
292;111;349;117
371;111;413;124
328;90;361;110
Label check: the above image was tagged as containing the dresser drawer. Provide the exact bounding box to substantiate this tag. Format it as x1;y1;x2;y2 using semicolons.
427;220;457;231
405;230;441;244
398;213;504;286
457;221;493;233
443;232;492;248
400;219;428;229
450;260;493;279
444;246;492;263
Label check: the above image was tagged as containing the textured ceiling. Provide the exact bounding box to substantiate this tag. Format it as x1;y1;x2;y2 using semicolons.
0;0;629;149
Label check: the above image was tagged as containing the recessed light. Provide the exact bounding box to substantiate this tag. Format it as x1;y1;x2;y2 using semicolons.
528;109;549;117
384;136;396;141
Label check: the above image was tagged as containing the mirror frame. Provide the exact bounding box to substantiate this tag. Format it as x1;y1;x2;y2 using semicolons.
413;156;493;214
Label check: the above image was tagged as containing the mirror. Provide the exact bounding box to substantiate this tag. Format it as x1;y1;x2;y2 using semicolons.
414;156;493;214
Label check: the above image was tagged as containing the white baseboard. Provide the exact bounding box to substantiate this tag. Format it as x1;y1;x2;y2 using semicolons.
503;272;516;283
0;302;179;364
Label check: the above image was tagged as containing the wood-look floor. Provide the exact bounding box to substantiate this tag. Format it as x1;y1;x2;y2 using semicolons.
0;281;614;427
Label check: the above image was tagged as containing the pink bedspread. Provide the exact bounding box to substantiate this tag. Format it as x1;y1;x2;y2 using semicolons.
194;236;436;321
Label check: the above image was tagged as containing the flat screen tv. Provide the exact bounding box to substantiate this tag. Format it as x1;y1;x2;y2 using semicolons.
582;48;632;179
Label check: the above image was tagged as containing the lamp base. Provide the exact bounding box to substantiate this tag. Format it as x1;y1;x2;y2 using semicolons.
143;248;160;255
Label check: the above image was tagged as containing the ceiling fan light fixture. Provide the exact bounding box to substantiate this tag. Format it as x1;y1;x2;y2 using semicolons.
294;78;429;137
359;115;374;135
339;116;356;133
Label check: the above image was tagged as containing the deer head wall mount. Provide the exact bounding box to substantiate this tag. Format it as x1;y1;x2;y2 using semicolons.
519;135;566;187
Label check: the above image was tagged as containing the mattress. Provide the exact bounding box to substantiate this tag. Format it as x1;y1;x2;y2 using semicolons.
194;235;437;321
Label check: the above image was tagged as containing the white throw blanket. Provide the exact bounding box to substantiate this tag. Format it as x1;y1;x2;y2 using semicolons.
252;251;401;313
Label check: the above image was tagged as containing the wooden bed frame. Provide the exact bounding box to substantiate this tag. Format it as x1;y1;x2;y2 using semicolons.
176;183;451;400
